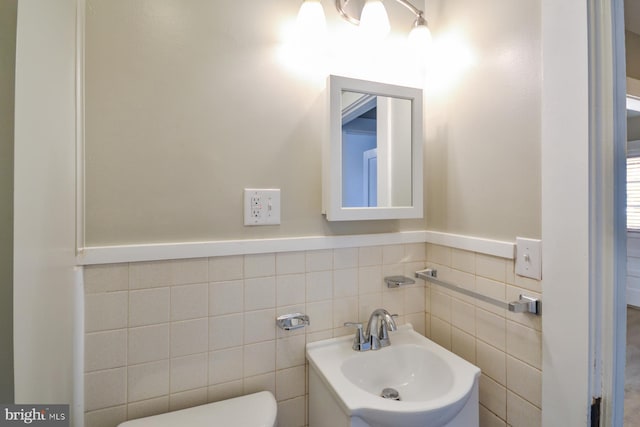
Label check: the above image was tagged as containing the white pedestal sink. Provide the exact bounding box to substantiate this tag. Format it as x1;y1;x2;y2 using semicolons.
306;324;481;427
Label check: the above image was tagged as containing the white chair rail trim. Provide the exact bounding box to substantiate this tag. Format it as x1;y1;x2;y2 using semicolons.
77;230;517;265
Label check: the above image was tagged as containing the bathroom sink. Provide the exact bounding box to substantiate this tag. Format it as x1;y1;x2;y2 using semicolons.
341;343;456;402
306;324;481;427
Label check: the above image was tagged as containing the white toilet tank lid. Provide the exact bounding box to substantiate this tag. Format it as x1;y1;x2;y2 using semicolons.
117;391;277;427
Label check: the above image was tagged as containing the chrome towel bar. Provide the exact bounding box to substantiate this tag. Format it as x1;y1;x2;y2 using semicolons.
415;268;541;316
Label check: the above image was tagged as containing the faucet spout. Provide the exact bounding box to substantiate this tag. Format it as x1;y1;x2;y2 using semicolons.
366;308;398;350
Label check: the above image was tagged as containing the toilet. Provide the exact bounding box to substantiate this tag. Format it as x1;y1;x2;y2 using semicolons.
117;391;277;427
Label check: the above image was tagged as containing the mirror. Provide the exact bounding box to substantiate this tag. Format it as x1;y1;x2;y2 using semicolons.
323;75;423;221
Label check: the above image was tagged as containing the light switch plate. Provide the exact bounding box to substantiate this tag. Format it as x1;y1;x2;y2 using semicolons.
244;189;281;226
515;237;542;280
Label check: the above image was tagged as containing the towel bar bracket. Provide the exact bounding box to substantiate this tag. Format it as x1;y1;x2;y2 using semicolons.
384;275;416;288
276;313;310;330
508;295;541;315
415;268;541;316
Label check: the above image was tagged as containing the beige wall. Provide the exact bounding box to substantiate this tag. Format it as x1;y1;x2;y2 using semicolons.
627;30;640;80
425;0;541;240
84;0;426;246
0;0;16;403
85;0;541;246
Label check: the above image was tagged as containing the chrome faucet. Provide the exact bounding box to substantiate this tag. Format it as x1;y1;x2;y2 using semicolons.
344;308;398;351
367;308;398;349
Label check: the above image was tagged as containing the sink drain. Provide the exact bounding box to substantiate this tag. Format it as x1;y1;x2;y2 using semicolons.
380;387;401;401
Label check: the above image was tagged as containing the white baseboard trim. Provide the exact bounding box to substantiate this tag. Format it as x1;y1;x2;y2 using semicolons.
77;230;517;265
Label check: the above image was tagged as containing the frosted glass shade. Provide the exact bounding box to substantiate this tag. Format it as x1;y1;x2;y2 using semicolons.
408;23;432;50
359;0;390;41
296;0;327;46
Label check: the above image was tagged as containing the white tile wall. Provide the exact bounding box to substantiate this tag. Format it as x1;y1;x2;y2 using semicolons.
84;242;541;427
171;283;208;321
85;368;127;412
85;330;127;372
169;387;208;412
128;288;170;327
84;244;427;427
170;354;208;393
424;243;542;427
127;360;170;402
209;280;243;315
85;292;128;332
128;325;169;364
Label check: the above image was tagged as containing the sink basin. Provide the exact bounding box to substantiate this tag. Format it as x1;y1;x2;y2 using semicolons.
306;324;481;427
341;343;455;402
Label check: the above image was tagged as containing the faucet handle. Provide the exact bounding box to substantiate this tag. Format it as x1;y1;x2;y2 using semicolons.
344;322;371;351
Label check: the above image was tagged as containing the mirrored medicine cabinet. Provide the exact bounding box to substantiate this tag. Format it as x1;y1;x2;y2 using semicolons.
322;75;424;221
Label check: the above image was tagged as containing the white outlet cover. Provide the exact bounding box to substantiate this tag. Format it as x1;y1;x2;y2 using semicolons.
515;237;542;280
244;189;281;226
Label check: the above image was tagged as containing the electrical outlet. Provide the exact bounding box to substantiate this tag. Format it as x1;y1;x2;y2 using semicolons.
244;189;281;226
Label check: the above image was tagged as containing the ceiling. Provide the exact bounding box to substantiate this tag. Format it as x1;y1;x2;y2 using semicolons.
626;0;640;35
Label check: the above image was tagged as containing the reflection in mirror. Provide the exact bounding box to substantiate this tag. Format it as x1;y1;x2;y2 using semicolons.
323;75;423;221
341;91;412;208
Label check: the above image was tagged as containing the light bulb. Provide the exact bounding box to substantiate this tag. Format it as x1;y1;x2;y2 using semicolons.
408;21;432;67
296;0;327;47
408;23;432;51
359;0;390;42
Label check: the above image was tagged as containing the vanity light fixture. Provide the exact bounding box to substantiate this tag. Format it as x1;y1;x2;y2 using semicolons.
296;0;327;46
297;0;432;46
